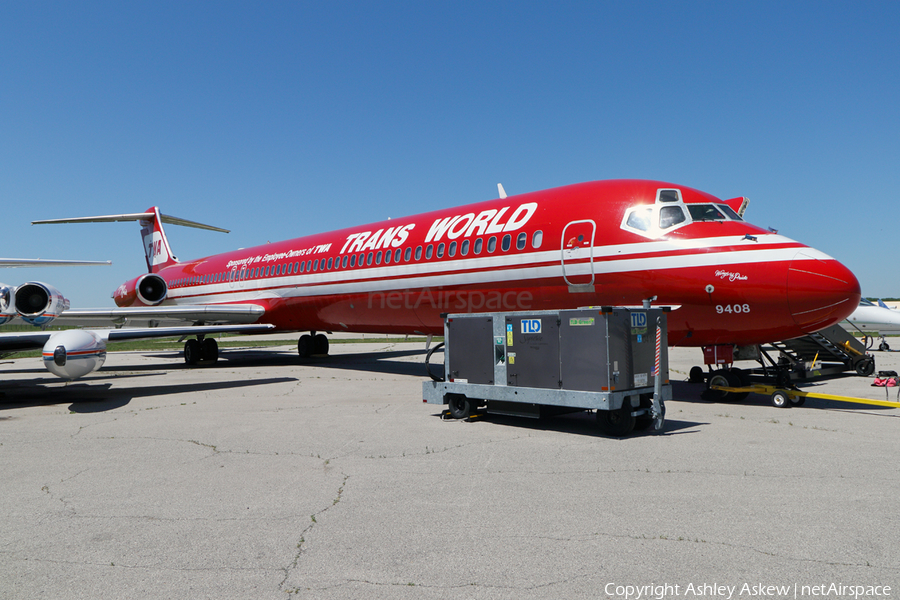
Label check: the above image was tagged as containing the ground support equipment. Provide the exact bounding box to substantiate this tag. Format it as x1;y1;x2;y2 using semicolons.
422;307;672;437
709;383;900;409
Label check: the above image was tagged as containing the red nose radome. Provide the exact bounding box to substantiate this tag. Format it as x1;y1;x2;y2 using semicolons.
787;251;861;334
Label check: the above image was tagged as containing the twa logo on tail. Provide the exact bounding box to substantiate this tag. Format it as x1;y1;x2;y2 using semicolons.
144;232;169;266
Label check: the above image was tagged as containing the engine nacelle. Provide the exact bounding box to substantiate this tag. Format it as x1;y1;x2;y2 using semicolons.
14;282;70;326
0;283;15;325
42;330;107;379
113;273;168;307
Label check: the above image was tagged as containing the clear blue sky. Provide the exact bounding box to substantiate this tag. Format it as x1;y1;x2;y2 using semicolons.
2;1;898;307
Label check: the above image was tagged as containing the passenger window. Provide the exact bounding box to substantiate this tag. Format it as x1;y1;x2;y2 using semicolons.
394;248;402;263
501;234;511;252
532;230;543;249
375;251;382;265
461;239;469;256
425;245;433;259
437;243;444;258
659;206;687;229
342;255;348;268
625;207;653;232
312;261;318;272
487;236;497;253
328;257;334;269
350;254;356;267
448;241;456;257
384;249;391;264
404;247;412;261
366;252;373;266
474;238;483;254
517;232;526;250
306;260;311;272
415;246;422;260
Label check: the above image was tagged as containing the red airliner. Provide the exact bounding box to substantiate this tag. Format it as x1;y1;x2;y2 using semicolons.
34;179;860;377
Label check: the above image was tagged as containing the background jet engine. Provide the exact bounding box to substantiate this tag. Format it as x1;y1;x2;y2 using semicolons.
113;273;168;307
14;282;70;326
42;329;107;379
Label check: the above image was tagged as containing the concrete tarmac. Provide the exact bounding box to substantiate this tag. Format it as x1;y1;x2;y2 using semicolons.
1;340;899;599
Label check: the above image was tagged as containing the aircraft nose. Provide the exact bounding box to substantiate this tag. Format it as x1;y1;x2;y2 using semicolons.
787;250;860;333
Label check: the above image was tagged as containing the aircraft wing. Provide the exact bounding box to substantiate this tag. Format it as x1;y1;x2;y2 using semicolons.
0;323;275;354
0;258;111;268
52;304;266;326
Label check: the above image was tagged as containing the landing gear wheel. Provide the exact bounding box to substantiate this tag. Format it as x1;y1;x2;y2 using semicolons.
184;339;201;365
879;340;890;352
200;338;218;362
854;356;876;377
447;394;475;419
314;333;329;355
771;391;792;408
298;335;313;358
705;369;742;402
597;404;636;437
728;368;751;401
689;366;705;383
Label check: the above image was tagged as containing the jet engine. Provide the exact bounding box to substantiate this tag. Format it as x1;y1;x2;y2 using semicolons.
113;273;168;307
42;329;107;379
14;282;70;326
0;284;15;325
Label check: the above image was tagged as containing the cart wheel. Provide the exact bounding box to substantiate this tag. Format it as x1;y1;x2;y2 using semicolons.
771;391;792;408
597;405;635;437
447;394;474;419
854;356;876;377
789;396;806;407
879;340;890;352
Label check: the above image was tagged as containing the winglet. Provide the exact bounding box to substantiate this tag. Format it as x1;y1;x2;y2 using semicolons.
497;183;507;199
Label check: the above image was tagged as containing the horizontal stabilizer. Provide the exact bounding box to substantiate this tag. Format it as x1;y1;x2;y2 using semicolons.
33;212;229;233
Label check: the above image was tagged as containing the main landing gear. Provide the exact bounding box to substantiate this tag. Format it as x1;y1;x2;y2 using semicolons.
297;332;329;358
183;336;219;365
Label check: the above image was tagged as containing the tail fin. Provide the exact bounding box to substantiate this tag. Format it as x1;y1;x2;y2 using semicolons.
32;208;229;273
140;207;177;272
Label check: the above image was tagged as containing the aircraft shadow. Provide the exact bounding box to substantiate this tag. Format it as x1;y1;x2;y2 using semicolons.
0;377;297;412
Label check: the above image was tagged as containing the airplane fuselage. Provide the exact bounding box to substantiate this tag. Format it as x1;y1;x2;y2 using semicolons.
114;180;860;347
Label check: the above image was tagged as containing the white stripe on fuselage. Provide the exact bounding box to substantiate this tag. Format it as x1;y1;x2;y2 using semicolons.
162;234;822;304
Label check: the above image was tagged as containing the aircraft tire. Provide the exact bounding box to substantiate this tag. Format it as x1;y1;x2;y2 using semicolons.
705;369;742;402
184;339;201;365
596;404;635;437
201;338;218;362
314;333;329;355
689;366;705;383
447;394;474;419
298;335;313;358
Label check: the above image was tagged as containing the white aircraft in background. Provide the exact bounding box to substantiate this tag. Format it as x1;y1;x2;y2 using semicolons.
842;298;900;351
0;250;273;381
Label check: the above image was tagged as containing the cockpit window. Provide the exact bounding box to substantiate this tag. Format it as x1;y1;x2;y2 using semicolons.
687;204;726;221
625;207;653;232
659;205;687;229
716;204;743;221
658;189;681;203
